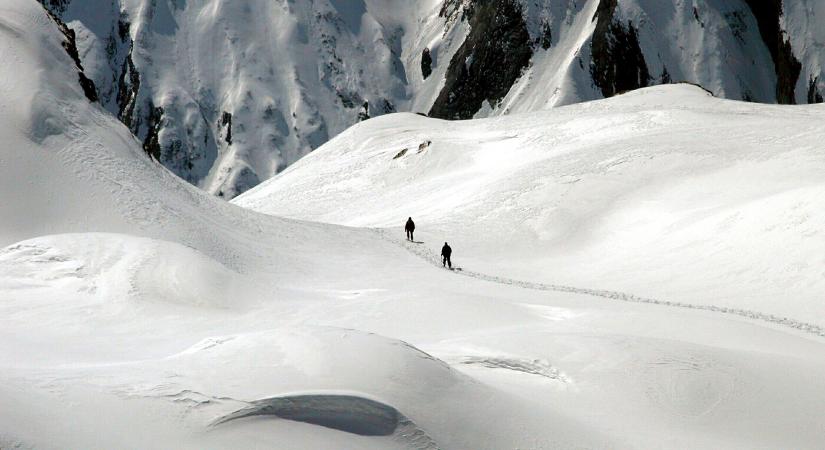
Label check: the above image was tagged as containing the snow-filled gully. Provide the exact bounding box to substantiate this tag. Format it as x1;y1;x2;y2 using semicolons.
377;229;825;340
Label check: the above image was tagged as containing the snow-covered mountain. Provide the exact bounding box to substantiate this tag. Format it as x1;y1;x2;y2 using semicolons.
4;1;825;448
39;0;825;198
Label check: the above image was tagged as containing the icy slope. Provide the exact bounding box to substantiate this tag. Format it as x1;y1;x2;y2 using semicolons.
4;2;825;448
236;84;825;327
41;0;825;197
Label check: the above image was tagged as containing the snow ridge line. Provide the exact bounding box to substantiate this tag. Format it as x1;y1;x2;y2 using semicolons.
375;229;825;339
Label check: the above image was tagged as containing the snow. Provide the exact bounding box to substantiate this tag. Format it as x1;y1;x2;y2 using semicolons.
47;0;825;198
237;84;825;328
3;1;825;448
51;0;450;197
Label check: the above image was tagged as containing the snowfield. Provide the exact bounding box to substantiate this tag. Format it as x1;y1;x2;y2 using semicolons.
3;1;825;449
237;84;825;330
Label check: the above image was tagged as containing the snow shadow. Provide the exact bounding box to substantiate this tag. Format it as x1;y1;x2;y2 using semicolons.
329;0;366;34
214;394;402;436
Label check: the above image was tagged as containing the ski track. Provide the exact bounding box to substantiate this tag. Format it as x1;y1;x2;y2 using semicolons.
375;229;825;340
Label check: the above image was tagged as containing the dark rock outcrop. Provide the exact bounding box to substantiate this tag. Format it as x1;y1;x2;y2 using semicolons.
808;77;824;104
429;0;532;120
421;48;433;79
39;2;99;103
590;0;651;98
538;22;552;50
743;0;801;104
221;112;233;145
358;101;370;121
116;47;141;128
38;0;70;15
143;104;163;161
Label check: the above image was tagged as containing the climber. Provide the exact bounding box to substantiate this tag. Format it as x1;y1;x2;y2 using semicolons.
405;217;415;241
441;242;452;269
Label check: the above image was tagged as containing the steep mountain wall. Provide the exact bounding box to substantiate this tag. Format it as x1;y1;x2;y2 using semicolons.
39;0;825;198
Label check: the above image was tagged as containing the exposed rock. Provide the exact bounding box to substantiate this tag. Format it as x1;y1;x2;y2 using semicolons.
38;2;99;103
421;48;433;79
439;0;469;24
429;0;532;120
143;104;163;161
693;6;705;28
808;77;824;104
38;0;70;15
590;0;651;98
358;101;370;121
538;22;552;50
743;0;801;104
660;65;672;84
221;112;233;145
116;47;140;130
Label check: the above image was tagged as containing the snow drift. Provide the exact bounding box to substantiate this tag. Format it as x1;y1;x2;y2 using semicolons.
3;1;825;448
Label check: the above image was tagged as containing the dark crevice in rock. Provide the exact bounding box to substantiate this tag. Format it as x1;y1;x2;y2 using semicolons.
538;22;552;49
143;104;163;161
743;0;801;104
337;90;362;109
358;101;370;121
378;99;395;114
429;0;532;120
660;65;672;84
39;3;99;103
118;14;131;42
221;111;233;145
808;77;824;104
117;46;141;129
38;0;70;15
421;48;433;79
590;0;651;98
693;6;705;28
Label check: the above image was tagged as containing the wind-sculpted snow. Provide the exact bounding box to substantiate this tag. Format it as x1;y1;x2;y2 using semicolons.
4;3;825;447
214;393;439;448
214;394;402;435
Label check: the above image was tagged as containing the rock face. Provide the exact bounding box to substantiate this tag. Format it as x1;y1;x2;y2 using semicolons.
36;0;825;197
742;0;801;104
421;48;433;80
429;0;533;120
41;5;98;103
590;0;650;98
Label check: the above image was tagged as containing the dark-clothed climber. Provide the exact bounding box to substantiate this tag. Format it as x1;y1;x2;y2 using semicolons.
405;217;415;241
441;242;452;268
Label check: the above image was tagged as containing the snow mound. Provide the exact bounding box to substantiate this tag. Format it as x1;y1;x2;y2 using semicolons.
0;234;242;308
4;3;825;448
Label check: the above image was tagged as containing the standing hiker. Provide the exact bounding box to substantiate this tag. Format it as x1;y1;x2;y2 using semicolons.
441;242;452;268
405;217;416;241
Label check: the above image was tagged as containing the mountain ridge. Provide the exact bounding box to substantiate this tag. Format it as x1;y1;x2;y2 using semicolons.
39;0;825;198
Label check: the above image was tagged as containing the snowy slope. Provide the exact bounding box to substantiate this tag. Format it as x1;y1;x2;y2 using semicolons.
41;0;825;197
236;84;825;329
4;1;825;448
